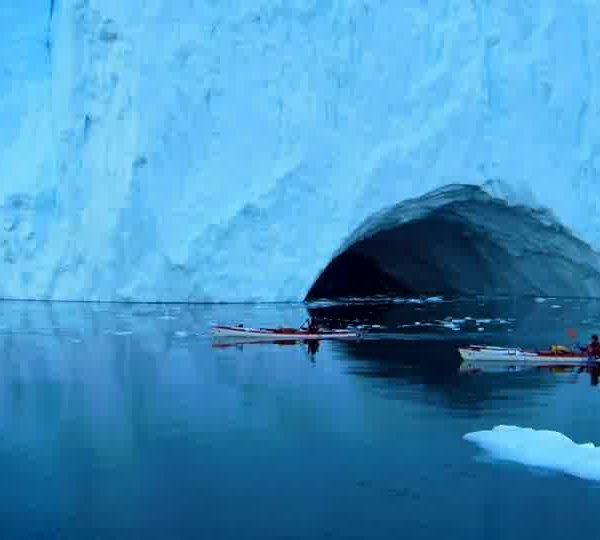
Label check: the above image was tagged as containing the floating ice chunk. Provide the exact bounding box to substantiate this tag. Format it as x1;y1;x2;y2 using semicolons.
464;425;600;481
439;319;462;331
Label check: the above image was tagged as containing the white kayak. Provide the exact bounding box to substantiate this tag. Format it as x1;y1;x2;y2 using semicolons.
459;344;594;373
212;324;359;341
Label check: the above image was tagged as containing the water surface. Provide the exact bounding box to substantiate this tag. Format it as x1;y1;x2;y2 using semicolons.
1;297;600;539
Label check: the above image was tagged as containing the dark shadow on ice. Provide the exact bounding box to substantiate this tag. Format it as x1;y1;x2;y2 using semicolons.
307;184;600;300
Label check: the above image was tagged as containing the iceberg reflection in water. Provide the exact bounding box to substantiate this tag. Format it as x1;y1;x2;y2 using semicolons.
1;298;600;539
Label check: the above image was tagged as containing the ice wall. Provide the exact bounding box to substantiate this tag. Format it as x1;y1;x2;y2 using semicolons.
2;1;600;302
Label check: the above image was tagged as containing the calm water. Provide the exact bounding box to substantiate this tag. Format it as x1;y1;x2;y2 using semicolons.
1;297;600;539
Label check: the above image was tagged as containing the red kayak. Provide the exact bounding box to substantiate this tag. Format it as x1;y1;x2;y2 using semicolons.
459;345;594;373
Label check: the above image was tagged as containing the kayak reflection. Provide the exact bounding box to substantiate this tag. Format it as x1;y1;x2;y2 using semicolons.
212;337;321;360
460;356;600;385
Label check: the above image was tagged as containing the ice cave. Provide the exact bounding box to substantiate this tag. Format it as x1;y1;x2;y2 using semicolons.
307;185;600;300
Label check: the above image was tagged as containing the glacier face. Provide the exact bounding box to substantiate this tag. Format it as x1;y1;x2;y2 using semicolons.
2;0;600;302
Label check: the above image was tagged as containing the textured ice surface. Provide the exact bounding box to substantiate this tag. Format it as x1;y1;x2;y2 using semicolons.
3;1;600;301
465;425;600;482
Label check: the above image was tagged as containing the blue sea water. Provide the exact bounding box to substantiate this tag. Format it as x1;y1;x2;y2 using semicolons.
1;297;600;539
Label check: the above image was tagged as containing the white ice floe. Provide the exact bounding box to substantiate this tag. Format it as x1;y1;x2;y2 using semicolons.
464;425;600;482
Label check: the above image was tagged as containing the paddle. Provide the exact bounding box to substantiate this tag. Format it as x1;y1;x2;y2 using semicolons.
566;328;583;351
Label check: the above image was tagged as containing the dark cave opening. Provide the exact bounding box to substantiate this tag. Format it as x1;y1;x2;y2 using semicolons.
306;185;600;301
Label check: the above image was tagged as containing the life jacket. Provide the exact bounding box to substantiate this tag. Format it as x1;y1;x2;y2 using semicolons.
308;322;320;333
589;341;600;358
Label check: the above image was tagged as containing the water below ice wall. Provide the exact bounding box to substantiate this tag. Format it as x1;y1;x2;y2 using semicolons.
1;296;600;538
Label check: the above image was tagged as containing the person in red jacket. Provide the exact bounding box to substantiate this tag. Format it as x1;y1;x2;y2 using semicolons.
586;335;600;358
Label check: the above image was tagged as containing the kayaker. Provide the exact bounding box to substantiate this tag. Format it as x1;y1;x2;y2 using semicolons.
585;335;600;358
307;318;320;333
301;317;321;333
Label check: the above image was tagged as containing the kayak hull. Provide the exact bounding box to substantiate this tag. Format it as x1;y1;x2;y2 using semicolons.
212;325;359;341
459;345;594;373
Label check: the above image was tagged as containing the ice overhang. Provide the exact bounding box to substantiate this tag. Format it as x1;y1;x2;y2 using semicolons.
306;184;600;300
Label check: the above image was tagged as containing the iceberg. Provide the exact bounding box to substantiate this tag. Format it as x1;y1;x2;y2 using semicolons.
464;425;600;482
2;1;600;302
